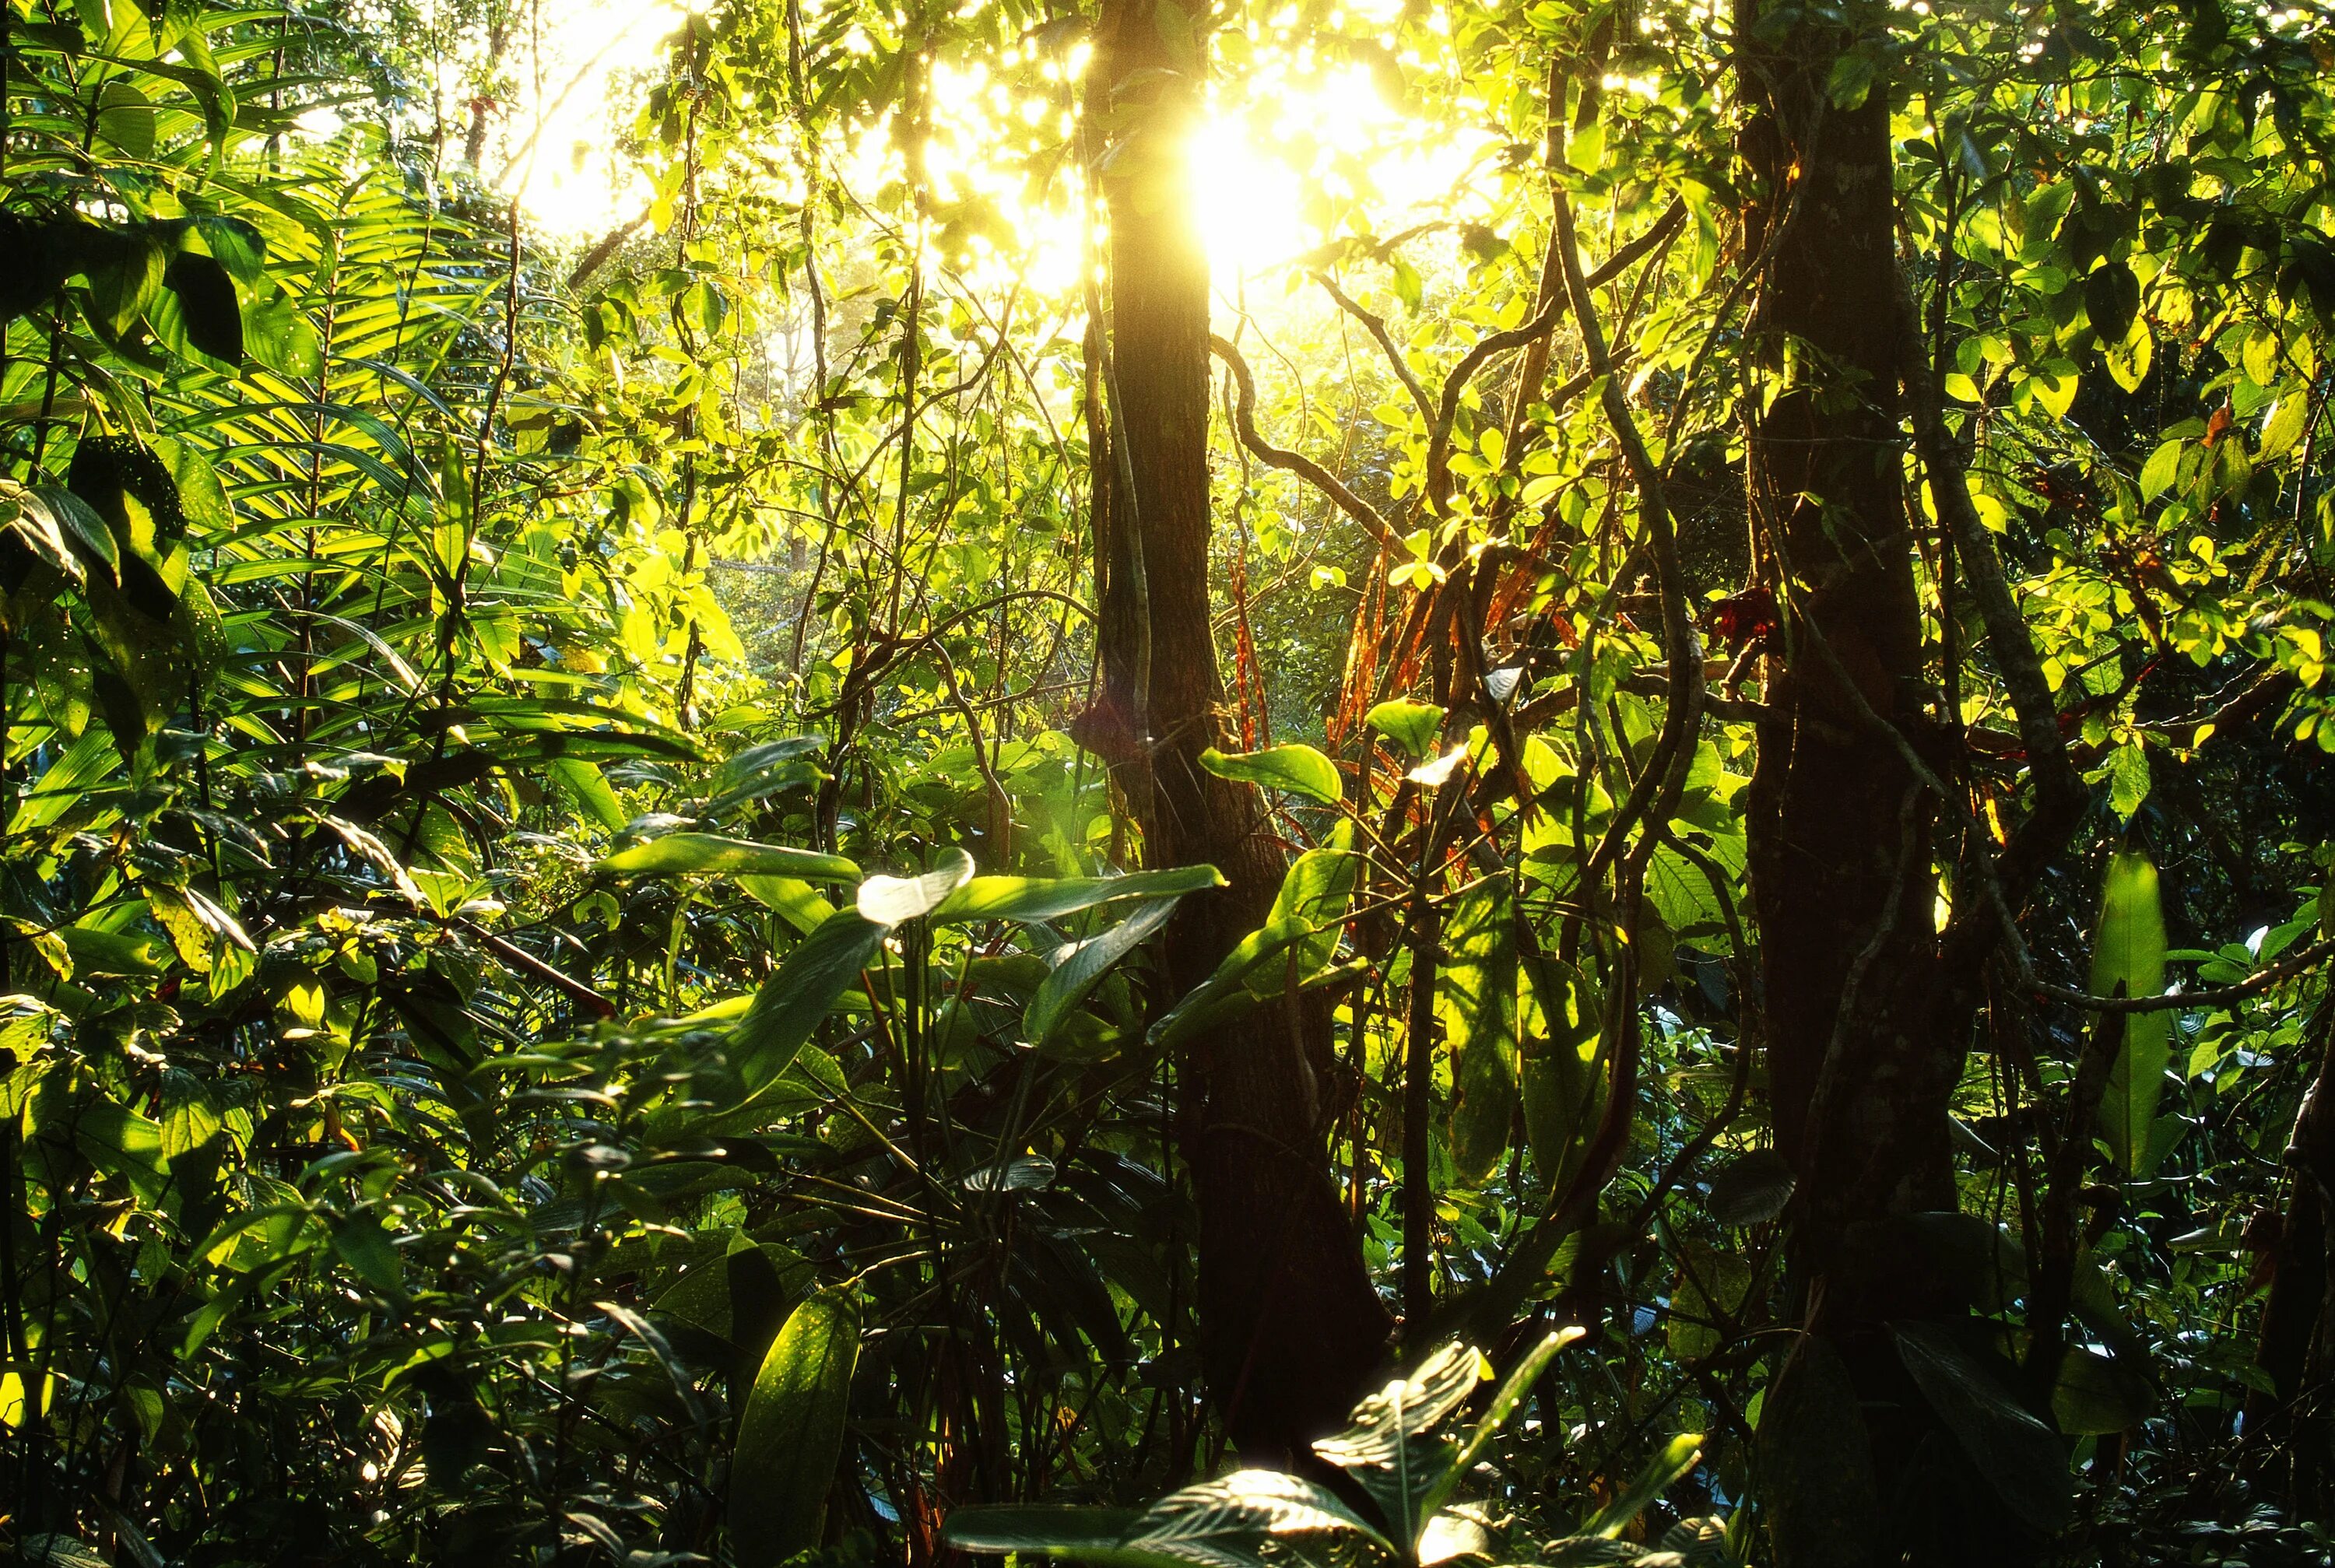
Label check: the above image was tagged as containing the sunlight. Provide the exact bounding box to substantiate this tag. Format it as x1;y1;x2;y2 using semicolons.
504;0;693;237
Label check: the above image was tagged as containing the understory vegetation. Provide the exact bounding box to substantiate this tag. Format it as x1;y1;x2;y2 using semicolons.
6;0;2335;1562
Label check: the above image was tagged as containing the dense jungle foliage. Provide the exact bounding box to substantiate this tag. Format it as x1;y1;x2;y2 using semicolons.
9;0;2335;1560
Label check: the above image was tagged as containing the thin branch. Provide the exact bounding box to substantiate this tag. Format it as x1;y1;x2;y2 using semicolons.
1211;335;1400;549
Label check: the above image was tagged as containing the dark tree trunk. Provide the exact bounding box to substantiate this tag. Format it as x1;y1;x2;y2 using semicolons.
1735;5;2008;1562
1081;0;1392;1464
2249;1003;2335;1510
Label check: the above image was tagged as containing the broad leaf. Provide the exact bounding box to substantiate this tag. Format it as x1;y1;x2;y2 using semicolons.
2092;849;2170;1175
857;847;975;925
1024;896;1183;1048
1313;1342;1488;1546
1199;742;1343;805
932;865;1224;924
1892;1322;2071;1533
1366;699;1445;759
731;1288;862;1568
598;832;859;883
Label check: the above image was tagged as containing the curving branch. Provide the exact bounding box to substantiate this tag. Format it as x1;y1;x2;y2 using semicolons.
1210;334;1401;549
1312;271;1439;433
1427;199;1684;513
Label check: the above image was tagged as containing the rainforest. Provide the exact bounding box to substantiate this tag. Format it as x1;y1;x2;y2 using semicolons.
4;0;2335;1561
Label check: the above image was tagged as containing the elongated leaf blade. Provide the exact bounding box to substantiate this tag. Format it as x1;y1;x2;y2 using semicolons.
932;865;1224;924
597;832;859;883
732;1289;862;1568
2091;850;2170;1174
1025;896;1182;1047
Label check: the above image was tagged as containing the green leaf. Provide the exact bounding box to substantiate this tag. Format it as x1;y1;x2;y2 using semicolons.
244;289;322;379
1312;1341;1487;1547
856;847;974;925
1519;955;1603;1192
2051;1345;2153;1436
1024;896;1183;1048
704;735;827;818
2139;439;2182;500
1420;1329;1583;1521
1366;700;1445;759
1147;916;1315;1051
943;1506;1146;1560
2260;388;2311;460
2092;849;2170;1175
932;865;1225;924
1891;1322;2071;1532
329;1213;404;1296
2084;261;2140;343
726;910;889;1099
732;1287;862;1568
1199;743;1343;805
597;833;860;883
1444;882;1519;1183
1582;1432;1702;1538
93;79;153;159
161;251;241;364
1704;1149;1795;1226
2107;742;2151;824
548;756;627;831
1125;1469;1393;1568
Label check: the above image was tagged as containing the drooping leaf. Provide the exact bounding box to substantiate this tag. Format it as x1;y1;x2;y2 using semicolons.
1704;1149;1795;1226
731;1288;862;1568
1891;1321;2072;1533
2050;1345;2153;1436
1199;742;1343;805
161;250;241;363
1519;954;1603;1192
725;910;888;1100
1444;881;1520;1182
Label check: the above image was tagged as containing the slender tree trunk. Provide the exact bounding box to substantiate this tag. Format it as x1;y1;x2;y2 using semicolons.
2249;1001;2335;1510
1080;0;1392;1463
1735;5;2003;1562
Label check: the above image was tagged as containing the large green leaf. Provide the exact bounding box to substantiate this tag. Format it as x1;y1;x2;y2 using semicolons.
932;865;1224;924
1581;1432;1702;1539
2091;849;2170;1175
726;910;888;1099
1891;1322;2071;1533
1365;700;1445;759
1024;896;1184;1049
1444;882;1520;1182
856;847;975;925
596;832;860;883
731;1288;862;1568
1199;743;1343;805
1311;1342;1487;1547
947;1470;1389;1568
1519;955;1603;1192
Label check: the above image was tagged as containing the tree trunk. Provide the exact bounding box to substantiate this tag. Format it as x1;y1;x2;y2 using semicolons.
1735;5;1997;1561
2249;1003;2335;1510
1080;0;1393;1463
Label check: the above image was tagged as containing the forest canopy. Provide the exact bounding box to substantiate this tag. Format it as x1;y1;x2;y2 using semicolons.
5;0;2335;1563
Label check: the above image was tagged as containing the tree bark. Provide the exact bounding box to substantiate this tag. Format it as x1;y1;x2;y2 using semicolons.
1735;5;1996;1562
1081;0;1393;1463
